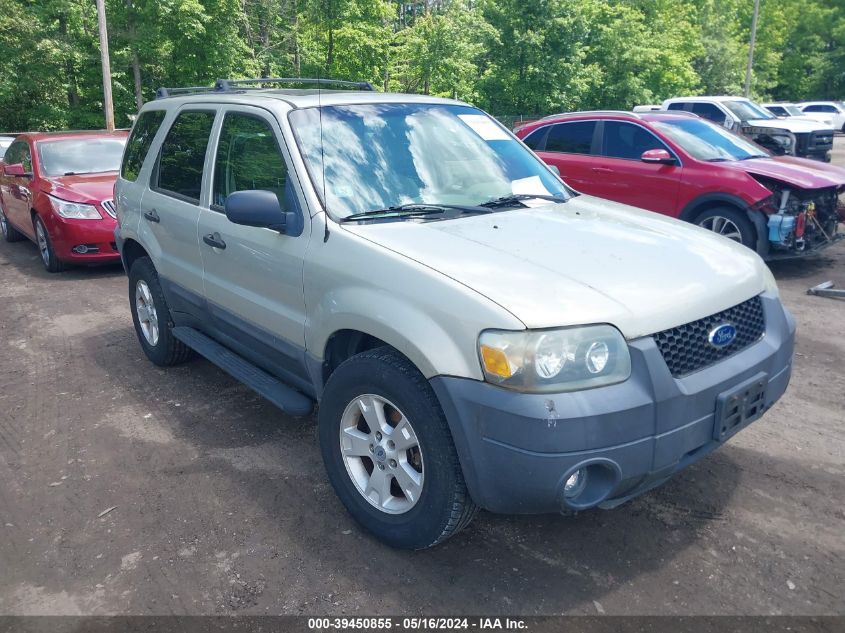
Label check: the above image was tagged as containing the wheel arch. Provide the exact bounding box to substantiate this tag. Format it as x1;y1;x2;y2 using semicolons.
307;289;487;398
678;192;750;223
681;193;769;256
120;238;150;274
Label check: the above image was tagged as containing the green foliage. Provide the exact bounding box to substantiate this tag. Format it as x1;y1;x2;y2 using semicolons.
1;0;844;131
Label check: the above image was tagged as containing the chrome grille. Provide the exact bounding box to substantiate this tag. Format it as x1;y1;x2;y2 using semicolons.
101;199;116;218
652;296;765;378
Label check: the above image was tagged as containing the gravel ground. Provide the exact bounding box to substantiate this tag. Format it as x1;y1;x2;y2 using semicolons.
0;140;843;617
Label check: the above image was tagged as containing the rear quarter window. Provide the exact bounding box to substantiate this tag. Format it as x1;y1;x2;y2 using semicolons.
121;110;166;182
522;127;549;151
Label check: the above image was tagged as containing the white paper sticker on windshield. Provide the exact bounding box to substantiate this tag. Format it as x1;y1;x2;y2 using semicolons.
457;114;511;141
510;176;552;205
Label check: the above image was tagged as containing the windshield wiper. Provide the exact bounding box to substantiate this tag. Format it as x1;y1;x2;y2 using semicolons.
339;203;492;223
479;194;568;209
738;154;769;161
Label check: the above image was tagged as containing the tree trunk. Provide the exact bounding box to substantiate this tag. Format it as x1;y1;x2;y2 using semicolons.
131;50;143;111
327;28;334;70
292;3;301;76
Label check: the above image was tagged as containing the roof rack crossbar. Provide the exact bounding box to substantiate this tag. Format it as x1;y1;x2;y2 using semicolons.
214;77;376;92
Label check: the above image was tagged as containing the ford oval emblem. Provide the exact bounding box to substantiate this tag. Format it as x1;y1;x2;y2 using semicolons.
708;323;737;349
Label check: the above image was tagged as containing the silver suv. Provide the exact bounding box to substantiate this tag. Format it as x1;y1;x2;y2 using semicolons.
115;78;795;549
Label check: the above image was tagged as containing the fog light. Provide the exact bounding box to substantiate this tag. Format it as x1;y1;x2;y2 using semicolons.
73;245;89;254
564;468;587;498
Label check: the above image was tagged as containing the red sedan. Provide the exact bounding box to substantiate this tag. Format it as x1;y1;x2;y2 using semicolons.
515;111;845;259
0;130;127;271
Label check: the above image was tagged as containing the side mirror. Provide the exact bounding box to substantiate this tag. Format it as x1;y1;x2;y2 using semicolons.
640;149;675;164
224;189;292;233
4;163;27;177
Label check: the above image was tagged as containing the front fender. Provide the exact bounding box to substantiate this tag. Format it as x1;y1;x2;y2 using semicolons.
309;285;485;381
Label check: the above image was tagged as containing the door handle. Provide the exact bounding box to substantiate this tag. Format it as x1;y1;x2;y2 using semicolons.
143;209;160;223
203;232;226;250
592;167;613;174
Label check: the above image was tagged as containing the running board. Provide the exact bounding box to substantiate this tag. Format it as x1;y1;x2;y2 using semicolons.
173;326;315;417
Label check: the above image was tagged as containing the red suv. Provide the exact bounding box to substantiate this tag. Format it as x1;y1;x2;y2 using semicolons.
0;130;128;271
515;111;845;259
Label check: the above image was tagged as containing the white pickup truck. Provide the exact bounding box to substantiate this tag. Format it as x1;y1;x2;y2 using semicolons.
663;96;834;162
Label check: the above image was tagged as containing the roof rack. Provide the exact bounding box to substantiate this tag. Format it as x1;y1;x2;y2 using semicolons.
214;77;376;92
155;85;218;99
156;77;376;100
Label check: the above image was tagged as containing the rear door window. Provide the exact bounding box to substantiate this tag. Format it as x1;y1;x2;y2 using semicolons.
153;110;216;203
690;102;727;123
545;121;597;155
122;110;166;181
601;122;668;160
211;113;288;211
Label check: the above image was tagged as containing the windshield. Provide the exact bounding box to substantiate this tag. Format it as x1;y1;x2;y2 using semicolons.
652;118;769;161
722;100;775;121
37;138;127;176
289;103;569;219
0;139;12;159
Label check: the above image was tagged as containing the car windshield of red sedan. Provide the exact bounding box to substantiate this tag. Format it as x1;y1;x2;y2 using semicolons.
652;119;769;162
37;138;127;176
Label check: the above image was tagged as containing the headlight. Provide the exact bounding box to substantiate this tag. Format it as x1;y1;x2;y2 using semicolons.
478;325;631;393
48;195;102;219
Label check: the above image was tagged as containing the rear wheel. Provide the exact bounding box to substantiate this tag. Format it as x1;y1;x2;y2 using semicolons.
33;215;65;272
0;204;25;242
694;206;757;250
319;347;477;549
128;257;193;366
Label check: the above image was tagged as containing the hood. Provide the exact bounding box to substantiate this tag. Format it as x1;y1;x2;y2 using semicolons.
44;173;117;203
746;118;832;133
342;197;770;339
730;156;845;190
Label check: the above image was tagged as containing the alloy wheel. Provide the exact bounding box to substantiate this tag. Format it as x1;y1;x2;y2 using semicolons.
35;221;50;266
0;208;7;238
699;215;743;242
339;394;424;514
135;280;160;346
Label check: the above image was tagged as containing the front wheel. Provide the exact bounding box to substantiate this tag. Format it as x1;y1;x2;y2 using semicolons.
319;348;477;549
33;215;65;272
694;207;757;250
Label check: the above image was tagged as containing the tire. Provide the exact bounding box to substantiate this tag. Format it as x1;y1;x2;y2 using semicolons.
319;347;477;549
128;257;194;367
32;214;65;272
0;203;25;242
694;206;757;250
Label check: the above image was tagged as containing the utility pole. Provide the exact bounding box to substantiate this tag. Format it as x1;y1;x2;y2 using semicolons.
743;0;761;97
96;0;115;131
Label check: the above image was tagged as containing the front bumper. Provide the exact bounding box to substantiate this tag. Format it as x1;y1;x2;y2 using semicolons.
44;212;120;263
431;293;795;514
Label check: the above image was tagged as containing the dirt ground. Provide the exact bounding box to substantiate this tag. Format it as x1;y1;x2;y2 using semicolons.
0;141;843;618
